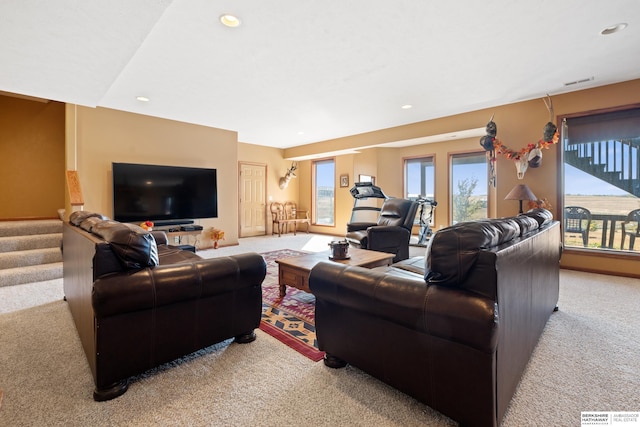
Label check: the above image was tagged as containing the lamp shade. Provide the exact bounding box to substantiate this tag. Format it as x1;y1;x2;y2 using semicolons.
505;184;537;214
504;184;537;202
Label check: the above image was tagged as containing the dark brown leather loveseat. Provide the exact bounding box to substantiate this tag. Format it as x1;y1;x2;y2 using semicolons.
62;211;266;401
309;209;560;427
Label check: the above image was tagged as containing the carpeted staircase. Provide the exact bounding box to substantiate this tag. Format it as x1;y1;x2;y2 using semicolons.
0;220;63;287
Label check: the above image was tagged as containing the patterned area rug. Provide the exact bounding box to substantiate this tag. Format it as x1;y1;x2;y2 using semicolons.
259;249;324;362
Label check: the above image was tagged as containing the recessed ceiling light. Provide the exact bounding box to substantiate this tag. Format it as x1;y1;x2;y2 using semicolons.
401;104;412;109
220;14;241;28
600;23;627;35
298;131;305;135
136;96;150;102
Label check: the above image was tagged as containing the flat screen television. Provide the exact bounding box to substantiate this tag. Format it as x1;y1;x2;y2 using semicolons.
112;162;218;224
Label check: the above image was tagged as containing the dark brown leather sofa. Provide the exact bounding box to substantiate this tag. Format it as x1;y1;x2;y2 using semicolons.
310;209;560;427
62;211;265;401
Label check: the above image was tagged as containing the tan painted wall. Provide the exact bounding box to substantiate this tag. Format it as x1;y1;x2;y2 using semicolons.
8;78;638;275
292;101;556;218
335;154;356;235
0;95;65;219
65;106;239;246
292;154;358;237
238;142;302;235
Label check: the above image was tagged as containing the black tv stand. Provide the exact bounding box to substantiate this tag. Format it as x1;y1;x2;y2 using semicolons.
158;227;202;251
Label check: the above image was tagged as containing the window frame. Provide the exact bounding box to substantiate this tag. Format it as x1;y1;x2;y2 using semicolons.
312;157;336;227
558;103;640;258
449;150;489;224
403;155;436;201
404;155;436;228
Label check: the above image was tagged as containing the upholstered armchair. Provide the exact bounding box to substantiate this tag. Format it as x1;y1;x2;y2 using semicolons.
345;197;419;262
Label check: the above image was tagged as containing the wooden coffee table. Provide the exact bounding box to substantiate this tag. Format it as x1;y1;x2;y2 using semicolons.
275;247;395;297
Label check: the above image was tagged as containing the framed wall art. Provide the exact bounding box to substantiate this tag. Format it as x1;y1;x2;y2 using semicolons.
358;174;375;184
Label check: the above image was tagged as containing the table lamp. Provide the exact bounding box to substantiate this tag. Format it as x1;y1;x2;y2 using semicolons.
505;184;537;214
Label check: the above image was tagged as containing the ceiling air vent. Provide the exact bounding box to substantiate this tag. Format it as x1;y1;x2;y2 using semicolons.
564;77;594;87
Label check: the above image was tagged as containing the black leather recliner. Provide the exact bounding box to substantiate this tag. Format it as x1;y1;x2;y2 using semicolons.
345;197;419;262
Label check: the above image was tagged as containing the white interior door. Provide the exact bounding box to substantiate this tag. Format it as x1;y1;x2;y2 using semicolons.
239;163;267;237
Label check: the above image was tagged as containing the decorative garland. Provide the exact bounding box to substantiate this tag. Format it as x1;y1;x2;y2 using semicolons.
479;96;559;181
490;125;559;160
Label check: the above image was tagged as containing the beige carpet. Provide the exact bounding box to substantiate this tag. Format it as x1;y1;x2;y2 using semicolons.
0;267;639;425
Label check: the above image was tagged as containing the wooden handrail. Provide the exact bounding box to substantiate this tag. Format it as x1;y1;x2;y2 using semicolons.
66;170;84;206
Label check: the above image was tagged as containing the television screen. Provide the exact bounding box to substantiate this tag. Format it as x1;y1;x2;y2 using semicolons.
112;162;218;223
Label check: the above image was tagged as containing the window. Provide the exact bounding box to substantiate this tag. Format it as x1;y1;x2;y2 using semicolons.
562;107;640;252
405;156;436;243
404;156;435;201
313;159;335;226
450;152;488;223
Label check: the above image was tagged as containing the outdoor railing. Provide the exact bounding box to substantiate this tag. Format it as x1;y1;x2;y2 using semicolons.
564;213;637;251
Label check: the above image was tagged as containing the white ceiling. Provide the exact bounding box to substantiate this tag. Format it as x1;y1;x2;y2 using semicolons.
2;0;639;149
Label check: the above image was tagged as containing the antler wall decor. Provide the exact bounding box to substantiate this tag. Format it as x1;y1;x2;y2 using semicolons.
480;95;559;180
279;162;298;189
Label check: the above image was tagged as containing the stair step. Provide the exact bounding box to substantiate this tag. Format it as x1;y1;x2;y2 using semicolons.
0;248;62;270
0;262;62;288
0;233;62;253
0;219;62;237
565;141;640;197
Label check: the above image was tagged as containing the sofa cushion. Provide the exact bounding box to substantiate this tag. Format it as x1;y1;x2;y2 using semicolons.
157;245;202;264
376;198;417;229
79;216;106;233
91;220;159;269
520;208;553;227
512;215;540;236
69;211;109;226
424;218;520;287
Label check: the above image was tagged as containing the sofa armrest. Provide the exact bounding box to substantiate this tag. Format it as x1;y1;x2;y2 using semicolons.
346;222;377;232
367;225;410;240
366;226;411;258
150;230;168;245
92;252;266;318
309;262;498;353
